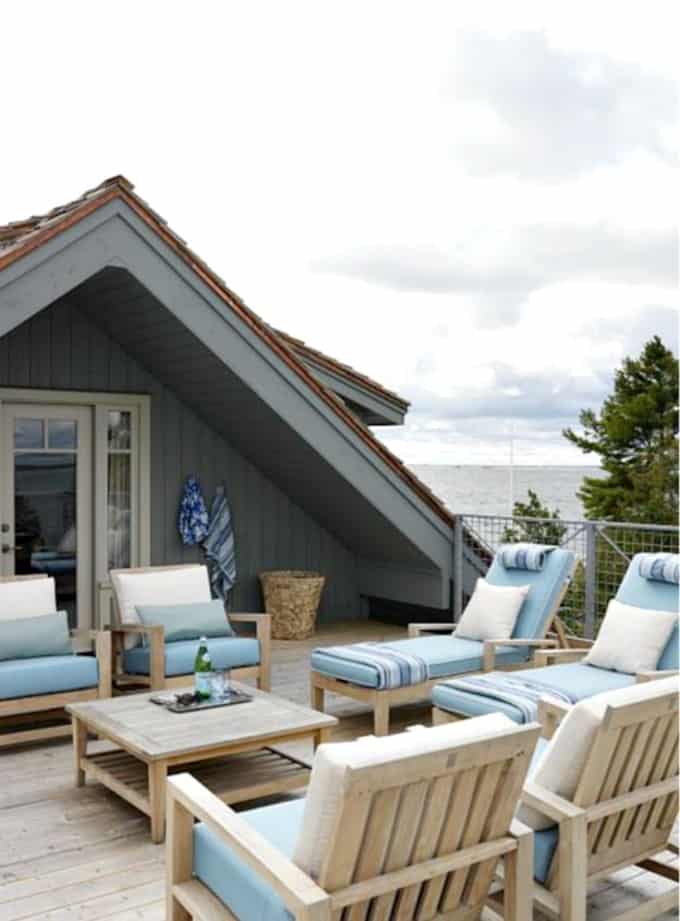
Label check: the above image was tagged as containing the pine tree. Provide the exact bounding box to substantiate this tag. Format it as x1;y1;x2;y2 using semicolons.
564;336;678;524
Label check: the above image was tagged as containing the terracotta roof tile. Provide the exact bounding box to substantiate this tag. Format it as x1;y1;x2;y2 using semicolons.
0;177;452;527
274;329;409;411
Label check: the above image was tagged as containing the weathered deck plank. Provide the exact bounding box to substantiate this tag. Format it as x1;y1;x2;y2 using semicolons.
0;621;676;920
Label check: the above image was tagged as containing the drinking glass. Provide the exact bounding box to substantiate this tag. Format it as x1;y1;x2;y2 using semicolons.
210;669;230;699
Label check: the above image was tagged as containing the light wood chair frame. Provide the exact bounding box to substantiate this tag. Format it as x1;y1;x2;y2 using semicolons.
167;720;541;921
522;686;679;921
108;564;271;693
310;571;573;736
0;574;112;748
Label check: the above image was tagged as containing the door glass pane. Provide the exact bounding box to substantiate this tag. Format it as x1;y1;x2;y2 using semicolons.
14;418;44;449
48;419;78;449
108;410;131;450
108;453;131;569
14;453;77;628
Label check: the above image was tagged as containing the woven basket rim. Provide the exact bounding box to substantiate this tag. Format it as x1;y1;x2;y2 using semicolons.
259;570;324;580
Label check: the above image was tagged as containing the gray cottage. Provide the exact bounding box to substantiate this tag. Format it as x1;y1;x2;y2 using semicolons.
0;176;454;632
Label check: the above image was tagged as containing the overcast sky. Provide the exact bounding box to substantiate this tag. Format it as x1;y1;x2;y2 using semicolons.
3;2;677;465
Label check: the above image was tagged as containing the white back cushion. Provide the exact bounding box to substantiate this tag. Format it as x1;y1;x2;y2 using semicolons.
111;567;211;643
455;577;530;642
584;598;678;674
0;578;57;622
519;676;679;830
294;713;516;879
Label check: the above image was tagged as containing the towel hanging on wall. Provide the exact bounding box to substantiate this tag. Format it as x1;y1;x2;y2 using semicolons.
203;487;237;601
178;476;210;545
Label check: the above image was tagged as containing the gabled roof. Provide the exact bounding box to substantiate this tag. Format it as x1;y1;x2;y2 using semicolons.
275;329;410;414
0;176;451;526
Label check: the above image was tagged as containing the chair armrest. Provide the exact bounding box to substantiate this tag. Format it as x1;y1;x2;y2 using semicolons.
537;697;570;738
108;623;165;638
109;624;165;689
482;638;558;672
522;781;586;823
636;669;679;683
168;774;329;918
408;622;456;638
534;647;589;667
230;613;271;691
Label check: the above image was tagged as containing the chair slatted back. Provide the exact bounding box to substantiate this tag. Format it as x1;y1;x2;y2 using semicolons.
108;563;205;627
318;723;540;921
551;688;678;888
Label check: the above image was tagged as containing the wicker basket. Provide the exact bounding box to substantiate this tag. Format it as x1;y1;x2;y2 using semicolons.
259;570;326;640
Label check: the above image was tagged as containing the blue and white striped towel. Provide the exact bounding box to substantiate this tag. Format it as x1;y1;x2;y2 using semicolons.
203;489;237;601
316;642;429;689
638;553;680;585
440;671;577;723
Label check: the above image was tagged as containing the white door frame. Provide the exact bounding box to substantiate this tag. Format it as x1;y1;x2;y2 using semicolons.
0;389;151;630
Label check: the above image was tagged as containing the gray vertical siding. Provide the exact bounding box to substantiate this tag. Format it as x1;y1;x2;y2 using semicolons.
0;298;360;622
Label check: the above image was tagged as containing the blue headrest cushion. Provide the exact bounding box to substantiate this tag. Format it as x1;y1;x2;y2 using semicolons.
638;553;679;585
499;544;555;572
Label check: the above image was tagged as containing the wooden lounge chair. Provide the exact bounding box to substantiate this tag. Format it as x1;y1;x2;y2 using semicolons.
431;552;678;726
514;677;679;921
109;564;271;692
0;574;111;747
166;715;541;921
311;546;575;735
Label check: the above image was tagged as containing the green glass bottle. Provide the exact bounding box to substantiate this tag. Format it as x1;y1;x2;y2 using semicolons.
194;636;212;700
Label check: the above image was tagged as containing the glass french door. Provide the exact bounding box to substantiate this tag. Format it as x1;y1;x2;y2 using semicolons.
1;404;93;629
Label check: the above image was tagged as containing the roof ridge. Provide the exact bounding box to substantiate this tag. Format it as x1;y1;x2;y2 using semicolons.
0;177;452;527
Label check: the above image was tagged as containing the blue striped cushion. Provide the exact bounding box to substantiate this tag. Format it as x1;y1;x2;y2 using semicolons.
500;543;554;572
638;553;679;585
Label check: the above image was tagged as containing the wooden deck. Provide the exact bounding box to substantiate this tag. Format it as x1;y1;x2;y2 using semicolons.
0;620;676;920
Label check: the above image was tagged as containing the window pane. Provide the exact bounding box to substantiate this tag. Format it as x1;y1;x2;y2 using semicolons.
108;410;131;450
108;453;131;569
48;419;78;449
15;418;44;450
14;452;78;629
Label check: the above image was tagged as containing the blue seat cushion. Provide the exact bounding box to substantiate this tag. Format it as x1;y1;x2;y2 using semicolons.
0;654;98;700
487;547;575;641
123;636;260;677
432;662;636;723
616;553;679;670
526;737;560;883
193;797;304;921
311;635;527;689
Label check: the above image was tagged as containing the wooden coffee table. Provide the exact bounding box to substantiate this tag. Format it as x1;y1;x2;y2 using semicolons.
67;684;337;842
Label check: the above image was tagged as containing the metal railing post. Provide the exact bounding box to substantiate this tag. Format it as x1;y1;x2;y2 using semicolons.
584;522;598;639
454;516;463;622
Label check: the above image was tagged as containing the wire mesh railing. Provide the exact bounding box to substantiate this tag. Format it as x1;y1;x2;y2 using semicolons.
454;514;679;638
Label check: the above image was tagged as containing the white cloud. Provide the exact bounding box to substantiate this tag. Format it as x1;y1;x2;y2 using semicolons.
1;1;677;466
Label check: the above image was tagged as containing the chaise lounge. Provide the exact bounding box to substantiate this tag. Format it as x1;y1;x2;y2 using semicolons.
431;552;679;730
514;675;679;921
0;574;111;747
310;543;575;734
109;564;271;692
166;715;540;921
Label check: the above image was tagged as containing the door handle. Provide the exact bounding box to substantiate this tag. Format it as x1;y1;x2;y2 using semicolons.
1;544;16;554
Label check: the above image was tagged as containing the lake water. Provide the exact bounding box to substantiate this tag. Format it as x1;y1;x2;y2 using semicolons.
410;465;605;520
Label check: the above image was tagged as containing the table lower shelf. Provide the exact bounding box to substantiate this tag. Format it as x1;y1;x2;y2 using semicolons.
80;745;311;819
